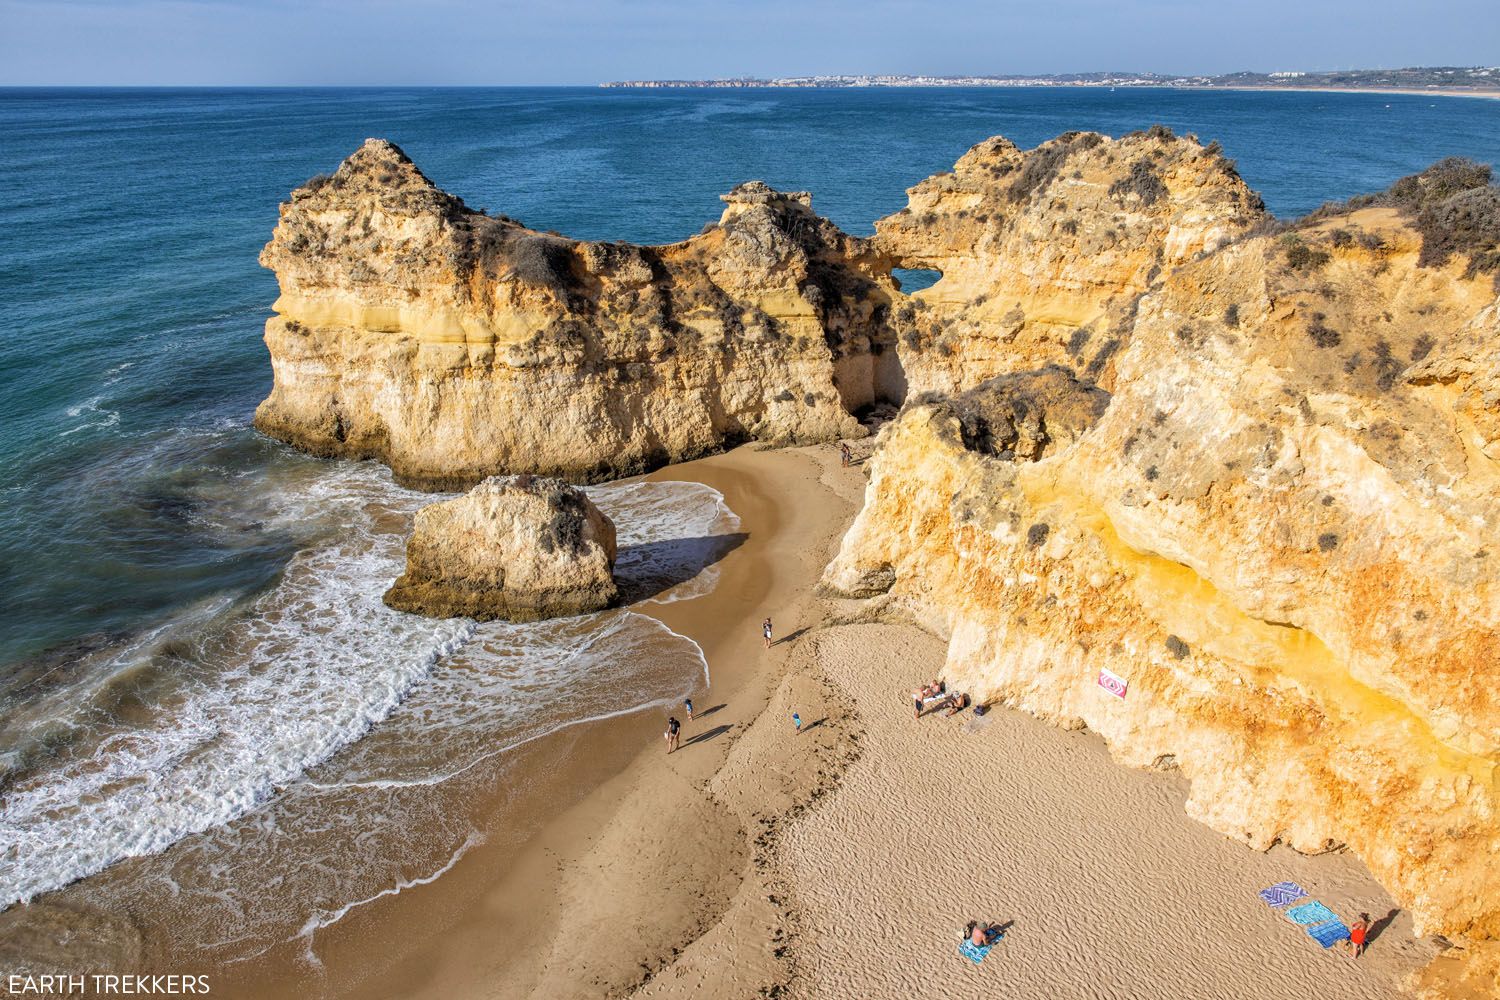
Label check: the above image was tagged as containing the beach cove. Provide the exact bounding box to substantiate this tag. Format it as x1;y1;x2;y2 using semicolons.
196;442;1432;1000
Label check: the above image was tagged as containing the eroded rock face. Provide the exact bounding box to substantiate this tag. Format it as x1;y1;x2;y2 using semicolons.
824;203;1500;987
875;128;1266;395
384;476;618;622
255;141;897;489
254;131;1264;489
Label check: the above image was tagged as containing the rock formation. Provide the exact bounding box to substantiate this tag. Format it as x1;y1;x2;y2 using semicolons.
255;130;1262;488
874;127;1266;395
826;165;1500;996
384;475;618;622
256;141;898;489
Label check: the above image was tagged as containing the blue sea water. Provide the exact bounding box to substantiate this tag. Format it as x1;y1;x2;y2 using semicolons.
1;87;1498;939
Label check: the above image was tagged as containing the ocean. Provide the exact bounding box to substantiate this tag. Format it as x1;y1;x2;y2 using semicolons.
2;85;1498;966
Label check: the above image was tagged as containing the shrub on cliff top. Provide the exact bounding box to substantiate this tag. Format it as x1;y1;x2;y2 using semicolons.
1388;157;1492;210
1288;157;1500;283
1413;185;1500;276
1282;235;1331;272
1008;133;1100;204
505;234;578;290
1125;123;1176;143
1109;159;1168;207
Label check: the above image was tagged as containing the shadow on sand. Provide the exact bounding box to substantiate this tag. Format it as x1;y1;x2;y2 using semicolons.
681;724;733;749
615;532;748;604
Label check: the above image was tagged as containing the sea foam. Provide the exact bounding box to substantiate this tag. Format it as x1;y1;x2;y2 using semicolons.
0;465;735;923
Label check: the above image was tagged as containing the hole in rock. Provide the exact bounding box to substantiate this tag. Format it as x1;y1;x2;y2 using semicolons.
891;267;943;293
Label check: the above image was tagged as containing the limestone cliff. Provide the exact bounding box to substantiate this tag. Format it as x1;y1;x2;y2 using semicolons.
876;127;1266;394
255;131;1264;488
826;191;1500;993
384;475;617;622
255;140;899;488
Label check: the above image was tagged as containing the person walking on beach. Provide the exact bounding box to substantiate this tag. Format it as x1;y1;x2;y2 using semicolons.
684;698;694;722
665;716;681;754
763;617;773;649
792;712;802;732
1346;913;1371;958
840;442;852;468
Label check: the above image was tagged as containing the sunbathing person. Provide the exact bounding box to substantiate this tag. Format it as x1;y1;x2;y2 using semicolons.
943;692;969;716
965;921;1003;947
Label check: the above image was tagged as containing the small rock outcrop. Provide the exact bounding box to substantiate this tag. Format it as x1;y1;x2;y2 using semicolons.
383;476;618;622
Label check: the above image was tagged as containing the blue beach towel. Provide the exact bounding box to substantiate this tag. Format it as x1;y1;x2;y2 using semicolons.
958;939;995;964
1307;920;1352;949
1285;901;1340;927
1257;881;1309;908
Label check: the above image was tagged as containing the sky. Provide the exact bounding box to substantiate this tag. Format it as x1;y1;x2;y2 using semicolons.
2;0;1498;86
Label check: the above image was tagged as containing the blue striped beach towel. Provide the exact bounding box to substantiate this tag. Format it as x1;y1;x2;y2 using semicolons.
1257;881;1308;908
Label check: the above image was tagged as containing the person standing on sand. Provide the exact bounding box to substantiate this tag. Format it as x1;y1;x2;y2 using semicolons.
793;712;802;732
763;617;773;649
1346;913;1370;958
840;442;852;467
684;698;694;722
665;716;681;754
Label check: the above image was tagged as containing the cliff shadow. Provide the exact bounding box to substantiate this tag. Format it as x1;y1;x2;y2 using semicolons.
615;531;748;604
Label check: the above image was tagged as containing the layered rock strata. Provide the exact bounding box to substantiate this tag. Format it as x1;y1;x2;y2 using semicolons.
256;141;898;488
384;475;618;622
825;201;1500;990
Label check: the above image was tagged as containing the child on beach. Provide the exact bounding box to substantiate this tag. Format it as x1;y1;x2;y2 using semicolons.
763;618;773;649
684;698;694;722
792;712;802;731
665;716;681;754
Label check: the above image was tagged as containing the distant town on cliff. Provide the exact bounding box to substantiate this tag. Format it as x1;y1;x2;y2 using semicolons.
602;66;1500;93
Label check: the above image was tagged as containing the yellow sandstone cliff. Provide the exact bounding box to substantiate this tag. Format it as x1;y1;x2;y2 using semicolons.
875;127;1266;394
255;140;901;488
827;174;1500;996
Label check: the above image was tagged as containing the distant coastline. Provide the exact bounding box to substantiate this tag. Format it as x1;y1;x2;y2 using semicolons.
600;66;1500;99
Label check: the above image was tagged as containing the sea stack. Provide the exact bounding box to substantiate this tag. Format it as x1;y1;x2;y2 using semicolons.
254;139;897;489
384;476;619;622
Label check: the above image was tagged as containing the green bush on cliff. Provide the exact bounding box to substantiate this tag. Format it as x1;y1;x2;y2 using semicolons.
1109;159;1168;207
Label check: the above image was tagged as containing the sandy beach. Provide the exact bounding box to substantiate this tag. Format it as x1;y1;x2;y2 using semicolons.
187;440;1434;999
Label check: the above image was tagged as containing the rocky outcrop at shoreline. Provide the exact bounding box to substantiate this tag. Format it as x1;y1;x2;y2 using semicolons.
255;142;896;489
384;476;618;622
